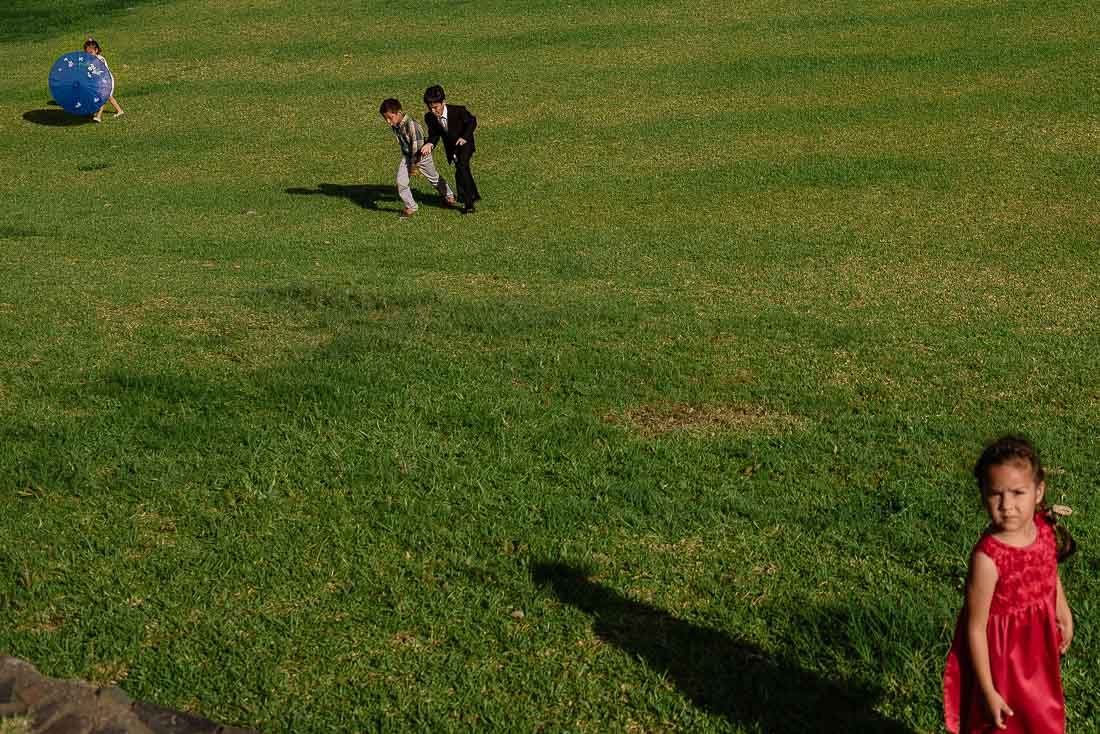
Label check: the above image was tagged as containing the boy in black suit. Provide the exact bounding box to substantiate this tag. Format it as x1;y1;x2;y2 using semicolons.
420;85;481;214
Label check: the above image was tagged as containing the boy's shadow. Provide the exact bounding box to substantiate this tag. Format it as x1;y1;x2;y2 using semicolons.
531;562;915;734
285;183;451;212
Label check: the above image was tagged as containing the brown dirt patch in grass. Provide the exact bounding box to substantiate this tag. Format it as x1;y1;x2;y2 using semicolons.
614;402;804;439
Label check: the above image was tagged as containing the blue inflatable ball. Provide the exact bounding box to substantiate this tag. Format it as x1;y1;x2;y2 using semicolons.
48;51;114;117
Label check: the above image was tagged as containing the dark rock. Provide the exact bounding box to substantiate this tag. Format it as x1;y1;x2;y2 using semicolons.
40;713;93;734
0;666;29;716
0;701;30;716
95;687;132;708
19;680;55;707
32;699;67;727
132;702;219;734
0;657;258;734
0;656;45;704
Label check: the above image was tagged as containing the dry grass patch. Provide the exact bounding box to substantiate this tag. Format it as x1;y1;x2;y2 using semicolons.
15;607;63;635
0;718;32;734
89;659;130;688
95;295;179;327
418;271;530;299
130;507;179;553
643;535;705;556
616;401;805;439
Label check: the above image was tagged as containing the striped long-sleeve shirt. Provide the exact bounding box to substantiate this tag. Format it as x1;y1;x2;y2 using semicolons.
390;113;425;164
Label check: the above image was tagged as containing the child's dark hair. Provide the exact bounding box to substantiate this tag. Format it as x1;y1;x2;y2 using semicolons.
84;38;101;53
975;434;1076;561
423;85;446;105
974;434;1044;495
379;98;402;115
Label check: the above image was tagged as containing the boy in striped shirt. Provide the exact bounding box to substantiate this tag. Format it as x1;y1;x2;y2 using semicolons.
380;98;456;220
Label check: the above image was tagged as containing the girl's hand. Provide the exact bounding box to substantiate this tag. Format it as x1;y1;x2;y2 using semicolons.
1057;608;1074;653
985;690;1013;729
1056;573;1073;654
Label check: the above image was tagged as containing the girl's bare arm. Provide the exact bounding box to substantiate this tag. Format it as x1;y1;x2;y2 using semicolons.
966;550;1012;729
1055;572;1073;654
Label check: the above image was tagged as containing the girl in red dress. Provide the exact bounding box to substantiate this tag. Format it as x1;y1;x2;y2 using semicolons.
944;436;1074;733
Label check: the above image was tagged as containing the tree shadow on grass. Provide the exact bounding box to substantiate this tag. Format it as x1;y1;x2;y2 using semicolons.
23;109;93;126
285;183;453;212
2;0;162;42
531;562;916;734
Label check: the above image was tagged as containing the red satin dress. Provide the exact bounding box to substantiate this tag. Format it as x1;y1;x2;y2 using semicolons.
944;515;1064;733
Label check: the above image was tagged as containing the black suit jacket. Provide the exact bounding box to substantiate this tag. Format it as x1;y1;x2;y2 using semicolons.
425;104;476;163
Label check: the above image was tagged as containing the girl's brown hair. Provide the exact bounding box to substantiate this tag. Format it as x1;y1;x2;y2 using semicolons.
974;434;1044;495
975;434;1076;561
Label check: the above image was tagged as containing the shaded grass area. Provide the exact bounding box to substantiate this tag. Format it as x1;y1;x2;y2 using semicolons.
1;0;1099;732
0;0;165;42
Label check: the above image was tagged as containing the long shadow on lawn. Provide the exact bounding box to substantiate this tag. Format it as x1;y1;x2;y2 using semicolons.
2;0;162;42
532;562;915;734
285;183;452;212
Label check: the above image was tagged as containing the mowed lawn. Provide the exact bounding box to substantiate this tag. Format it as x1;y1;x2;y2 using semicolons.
1;1;1098;731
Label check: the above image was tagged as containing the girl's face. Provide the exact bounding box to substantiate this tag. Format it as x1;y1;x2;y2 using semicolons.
984;460;1044;536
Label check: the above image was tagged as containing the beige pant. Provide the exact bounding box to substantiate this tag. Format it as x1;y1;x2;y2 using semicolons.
396;155;453;211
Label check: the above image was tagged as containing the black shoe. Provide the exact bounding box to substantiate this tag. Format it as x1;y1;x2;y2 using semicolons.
462;205;475;214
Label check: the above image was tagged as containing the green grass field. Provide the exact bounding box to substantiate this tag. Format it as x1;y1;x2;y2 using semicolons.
2;1;1098;731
